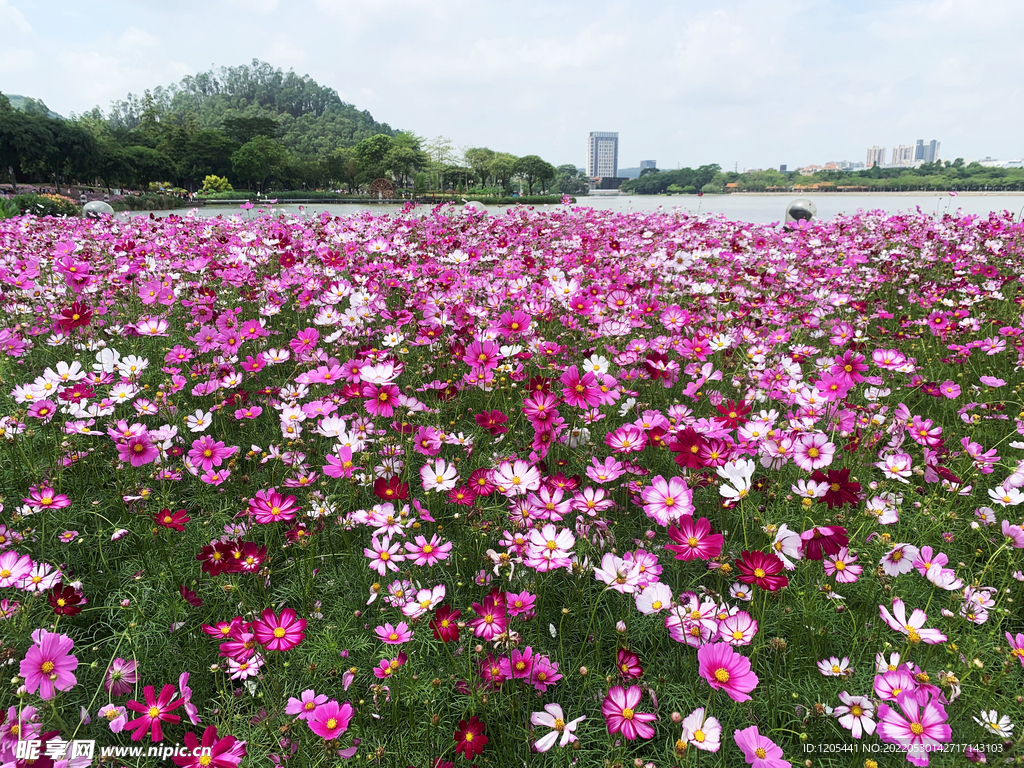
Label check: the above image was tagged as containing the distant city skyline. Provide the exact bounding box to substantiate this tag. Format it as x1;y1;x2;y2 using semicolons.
2;0;1022;169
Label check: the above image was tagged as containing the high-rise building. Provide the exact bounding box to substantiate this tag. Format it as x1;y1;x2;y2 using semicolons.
779;164;787;173
915;139;925;161
925;140;940;163
639;160;656;169
587;132;619;178
891;145;915;166
866;146;886;168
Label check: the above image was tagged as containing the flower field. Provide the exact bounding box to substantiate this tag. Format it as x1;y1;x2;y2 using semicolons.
1;202;1023;768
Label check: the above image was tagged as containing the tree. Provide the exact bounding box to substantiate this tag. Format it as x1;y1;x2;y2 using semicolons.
513;155;556;194
231;134;288;191
490;153;518;192
354;134;392;185
554;164;588;195
424;135;455;190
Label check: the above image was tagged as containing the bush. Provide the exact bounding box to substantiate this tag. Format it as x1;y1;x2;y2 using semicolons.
0;197;18;219
200;175;233;194
196;189;258;200
113;193;191;212
11;193;80;217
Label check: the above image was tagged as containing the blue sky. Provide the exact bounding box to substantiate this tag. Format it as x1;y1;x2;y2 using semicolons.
2;0;1022;169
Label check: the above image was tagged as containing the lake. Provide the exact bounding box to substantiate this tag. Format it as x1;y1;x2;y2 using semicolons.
155;192;1024;225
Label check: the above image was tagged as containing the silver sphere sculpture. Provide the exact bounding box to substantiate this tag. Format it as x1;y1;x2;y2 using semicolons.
784;198;816;224
83;201;115;219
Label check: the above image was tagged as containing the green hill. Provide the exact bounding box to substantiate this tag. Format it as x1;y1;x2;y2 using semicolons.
5;94;63;119
103;59;394;159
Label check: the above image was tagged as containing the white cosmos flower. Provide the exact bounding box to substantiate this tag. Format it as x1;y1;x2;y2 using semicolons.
185;410;213;433
530;704;585;752
717;459;755;503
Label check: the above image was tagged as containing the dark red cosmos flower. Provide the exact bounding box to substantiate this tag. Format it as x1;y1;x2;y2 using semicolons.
616;648;643;679
475;410;508;436
56;301;92;332
58;383;95;403
430;605;461;642
170;725;245;767
454;716;488;760
179;585;203;607
668;427;707;469
527;376;551;393
643;351;671;380
714;399;751;429
735;550;789;591
155;508;190;532
197;541;232;576
48;583;86;616
811;467;861;509
799;526;849;561
373;476;409;501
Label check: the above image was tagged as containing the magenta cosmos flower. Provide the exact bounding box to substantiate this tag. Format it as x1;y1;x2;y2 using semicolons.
253;607;307;651
117;433;159;467
125;684;184;742
734;725;791;768
666;517;724;561
601;685;656;740
308;699;354;740
877;690;951;767
248;487;300;524
170;725;246;767
697;643;759;702
20;629;79;699
285;689;328;721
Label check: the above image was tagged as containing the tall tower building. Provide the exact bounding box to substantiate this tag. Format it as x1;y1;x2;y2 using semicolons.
926;140;940;163
915;139;925;161
587;132;619;178
866;146;886;168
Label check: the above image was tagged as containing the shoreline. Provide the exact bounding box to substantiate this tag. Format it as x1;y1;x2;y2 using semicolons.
628;190;1024;198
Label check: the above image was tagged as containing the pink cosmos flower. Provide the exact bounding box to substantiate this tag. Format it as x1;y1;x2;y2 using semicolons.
286;689;327;721
375;622;413;645
640;475;695;525
877;690;951;767
188;436;237;472
681;707;721;752
879;598;947;644
23;486;72;510
404;534;452;566
697;642;759;702
823;547;862;583
734;725;790;768
308;699;354;740
0;551;32;588
718;611;758;646
20;629;79;699
253;607;306;651
364;536;405;575
601;685;656;740
1006;632;1024;667
560;366;603;408
793;433;835;472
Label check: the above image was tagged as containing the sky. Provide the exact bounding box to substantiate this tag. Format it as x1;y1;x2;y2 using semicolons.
2;0;1023;170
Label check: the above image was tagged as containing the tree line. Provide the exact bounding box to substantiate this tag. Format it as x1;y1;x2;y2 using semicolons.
623;160;1024;194
0;60;578;196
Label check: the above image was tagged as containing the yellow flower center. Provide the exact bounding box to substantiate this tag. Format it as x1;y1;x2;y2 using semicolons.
714;668;730;683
